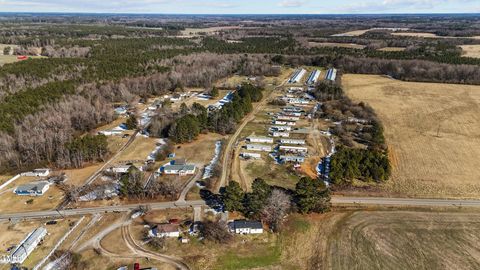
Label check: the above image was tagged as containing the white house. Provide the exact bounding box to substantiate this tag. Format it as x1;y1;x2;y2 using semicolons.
272;131;290;138
14;181;50;196
149;224;180;238
228;220;263;234
280;139;306;145
245;144;272;152
21;168;50;177
279;145;308;153
162;164;196;176
1;227;47;264
246;136;274;144
240;152;261;159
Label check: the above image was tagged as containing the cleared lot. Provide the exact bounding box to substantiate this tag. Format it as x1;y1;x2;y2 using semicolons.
343;74;480;198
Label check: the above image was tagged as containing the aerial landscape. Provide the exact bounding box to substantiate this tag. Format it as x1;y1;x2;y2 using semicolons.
0;1;479;269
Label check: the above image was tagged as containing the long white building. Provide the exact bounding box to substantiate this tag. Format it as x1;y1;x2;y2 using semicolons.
272;131;290;138
276;115;300;121
306;69;321;85
280;155;306;163
1;227;47;264
288;69;307;84
274;120;296;126
246;136;274;144
246;144;272;152
279;145;308;153
325;68;337;81
280;139;306;145
271;125;292;131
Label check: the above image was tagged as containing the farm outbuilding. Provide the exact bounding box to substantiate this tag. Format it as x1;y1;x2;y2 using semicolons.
306;69;321;85
288;69;307;84
270;125;292;131
1;227;47;264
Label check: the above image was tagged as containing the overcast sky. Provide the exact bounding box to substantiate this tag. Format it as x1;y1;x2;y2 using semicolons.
0;0;479;14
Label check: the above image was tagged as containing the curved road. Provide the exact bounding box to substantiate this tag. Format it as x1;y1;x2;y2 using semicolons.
122;224;190;270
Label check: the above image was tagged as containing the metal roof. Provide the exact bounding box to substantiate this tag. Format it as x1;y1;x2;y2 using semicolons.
15;181;49;193
232;220;263;229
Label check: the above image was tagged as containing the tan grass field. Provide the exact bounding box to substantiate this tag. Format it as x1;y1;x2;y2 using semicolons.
378;47;406;52
280;210;480;270
392;32;439;38
334;29;371;36
0;176;64;213
343;74;480;198
180;26;244;37
0;218;78;270
308;42;365;49
460;44;480;58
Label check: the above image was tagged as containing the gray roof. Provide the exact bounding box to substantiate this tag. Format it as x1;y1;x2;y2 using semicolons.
232;220;263;229
11;227;47;260
15;181;49;193
163;164;196;171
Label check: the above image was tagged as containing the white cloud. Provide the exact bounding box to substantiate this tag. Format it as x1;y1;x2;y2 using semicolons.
278;0;308;8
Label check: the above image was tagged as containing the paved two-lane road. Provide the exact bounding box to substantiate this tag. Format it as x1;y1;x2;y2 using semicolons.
331;196;480;208
3;197;480;221
0;200;206;221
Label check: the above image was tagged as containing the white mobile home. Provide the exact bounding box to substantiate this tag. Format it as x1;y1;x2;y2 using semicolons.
149;224;180;238
272;131;290;138
246;144;272;152
276;115;300;121
161;164;196;176
283;106;303;112
108;165;132;174
280;155;306;163
271;125;292;131
274;120;296;126
228;220;263;234
280;139;306;145
21;168;50;177
279;145;308;153
246;136;274;144
240;152;261;159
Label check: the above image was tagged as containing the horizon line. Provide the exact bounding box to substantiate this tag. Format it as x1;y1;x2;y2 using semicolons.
1;11;480;16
